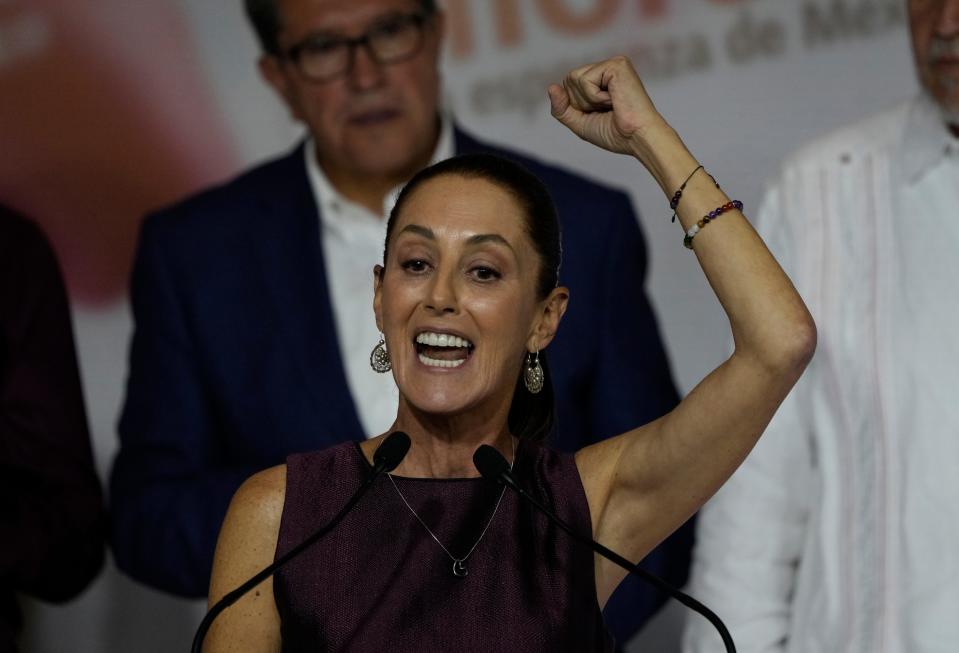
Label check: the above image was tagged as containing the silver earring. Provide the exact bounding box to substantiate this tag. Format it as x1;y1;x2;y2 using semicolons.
524;351;544;394
370;337;392;373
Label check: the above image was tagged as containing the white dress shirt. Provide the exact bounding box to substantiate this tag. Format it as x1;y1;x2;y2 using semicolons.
890;100;959;651
303;119;454;438
683;94;959;653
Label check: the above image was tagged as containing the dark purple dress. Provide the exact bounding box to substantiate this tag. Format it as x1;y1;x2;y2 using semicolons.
273;440;615;652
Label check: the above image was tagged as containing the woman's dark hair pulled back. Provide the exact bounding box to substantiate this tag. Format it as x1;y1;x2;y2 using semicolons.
383;153;562;443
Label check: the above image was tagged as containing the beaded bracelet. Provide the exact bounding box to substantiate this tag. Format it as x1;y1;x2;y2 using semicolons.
683;200;743;250
670;165;720;222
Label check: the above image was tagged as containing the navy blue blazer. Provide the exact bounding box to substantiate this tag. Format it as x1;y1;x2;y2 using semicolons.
110;129;689;644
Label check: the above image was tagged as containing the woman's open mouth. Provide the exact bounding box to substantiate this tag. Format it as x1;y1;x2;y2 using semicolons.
414;332;474;369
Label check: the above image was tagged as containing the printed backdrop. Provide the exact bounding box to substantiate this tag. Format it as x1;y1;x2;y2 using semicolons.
2;1;916;651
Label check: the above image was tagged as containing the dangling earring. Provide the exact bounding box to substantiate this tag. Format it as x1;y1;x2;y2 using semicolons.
370;336;392;373
524;351;544;394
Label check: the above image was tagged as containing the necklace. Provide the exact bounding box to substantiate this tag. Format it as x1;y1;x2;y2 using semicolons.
387;437;516;578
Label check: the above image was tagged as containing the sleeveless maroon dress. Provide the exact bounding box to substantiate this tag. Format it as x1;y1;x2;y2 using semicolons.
273;439;615;651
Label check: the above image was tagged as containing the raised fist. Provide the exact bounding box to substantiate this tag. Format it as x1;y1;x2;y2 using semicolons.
548;56;666;157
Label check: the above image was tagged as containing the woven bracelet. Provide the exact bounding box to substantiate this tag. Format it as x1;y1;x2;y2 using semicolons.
670;165;720;222
683;200;743;250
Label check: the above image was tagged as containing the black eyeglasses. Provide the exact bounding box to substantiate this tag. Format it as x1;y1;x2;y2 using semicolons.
282;11;431;83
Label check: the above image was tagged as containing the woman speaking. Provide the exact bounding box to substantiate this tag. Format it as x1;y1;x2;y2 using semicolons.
203;56;816;651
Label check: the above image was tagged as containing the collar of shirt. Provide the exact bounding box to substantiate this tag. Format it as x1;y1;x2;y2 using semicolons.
897;92;959;186
303;114;456;244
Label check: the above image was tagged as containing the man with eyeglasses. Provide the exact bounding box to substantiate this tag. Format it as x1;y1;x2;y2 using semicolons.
110;1;687;646
683;1;959;652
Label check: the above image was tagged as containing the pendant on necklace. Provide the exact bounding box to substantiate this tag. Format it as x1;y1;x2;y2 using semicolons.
452;560;468;577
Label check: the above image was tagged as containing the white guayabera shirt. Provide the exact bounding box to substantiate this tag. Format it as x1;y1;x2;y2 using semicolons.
304;119;454;437
683;94;959;653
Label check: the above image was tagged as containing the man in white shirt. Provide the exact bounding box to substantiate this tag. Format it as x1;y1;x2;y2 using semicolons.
110;0;687;645
683;0;959;651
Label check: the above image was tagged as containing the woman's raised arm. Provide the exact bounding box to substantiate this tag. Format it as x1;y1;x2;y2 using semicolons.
555;56;817;606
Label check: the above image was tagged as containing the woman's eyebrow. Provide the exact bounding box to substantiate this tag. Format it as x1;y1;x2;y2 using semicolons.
397;225;516;254
398;224;435;240
466;233;515;254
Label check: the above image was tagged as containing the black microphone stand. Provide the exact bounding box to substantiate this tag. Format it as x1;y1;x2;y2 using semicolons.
474;445;736;653
191;432;410;653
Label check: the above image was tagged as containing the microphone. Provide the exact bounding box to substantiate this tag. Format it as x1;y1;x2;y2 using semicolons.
473;444;736;653
191;431;411;653
371;430;412;475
